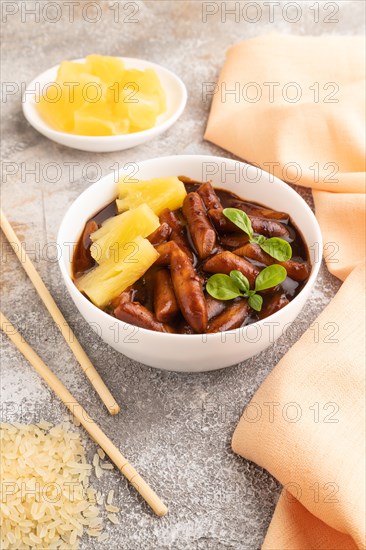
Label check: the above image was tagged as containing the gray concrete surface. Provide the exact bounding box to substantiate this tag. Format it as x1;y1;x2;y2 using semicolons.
1;1;364;549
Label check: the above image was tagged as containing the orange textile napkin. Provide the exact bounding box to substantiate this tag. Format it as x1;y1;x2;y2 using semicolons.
204;34;366;280
205;35;366;549
232;262;365;549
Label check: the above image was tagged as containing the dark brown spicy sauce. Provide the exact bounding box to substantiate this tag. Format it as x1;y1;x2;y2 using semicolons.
73;178;310;333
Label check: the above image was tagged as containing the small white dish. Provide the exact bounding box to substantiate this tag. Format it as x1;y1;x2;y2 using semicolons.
22;58;187;153
57;155;323;373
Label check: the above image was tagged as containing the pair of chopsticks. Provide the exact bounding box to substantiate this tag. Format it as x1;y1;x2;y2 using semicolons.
0;211;167;517
0;209;119;415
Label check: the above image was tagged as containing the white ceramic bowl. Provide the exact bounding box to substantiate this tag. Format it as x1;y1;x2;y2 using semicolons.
23;58;187;152
58;155;322;372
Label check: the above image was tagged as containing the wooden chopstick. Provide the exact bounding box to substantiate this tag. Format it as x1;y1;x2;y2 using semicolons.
0;209;119;416
0;312;168;517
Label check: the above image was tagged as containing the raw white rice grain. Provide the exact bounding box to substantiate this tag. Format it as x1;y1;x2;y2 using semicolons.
105;504;120;513
95;465;103;479
97;448;105;460
88;517;103;529
6;532;16;544
69;529;78;546
107;513;120;525
87;529;101;537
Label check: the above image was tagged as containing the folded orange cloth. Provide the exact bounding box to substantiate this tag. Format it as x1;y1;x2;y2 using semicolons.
204;34;365;280
232;262;365;549
205;35;366;549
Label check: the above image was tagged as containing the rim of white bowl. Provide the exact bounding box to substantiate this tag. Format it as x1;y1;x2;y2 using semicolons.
22;57;187;142
57;154;323;340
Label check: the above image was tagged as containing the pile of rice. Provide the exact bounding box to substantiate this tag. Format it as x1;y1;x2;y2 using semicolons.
0;421;116;549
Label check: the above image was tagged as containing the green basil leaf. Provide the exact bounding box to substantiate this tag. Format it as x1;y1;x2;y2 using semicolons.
255;265;287;291
229;270;250;293
260;237;292;262
248;294;263;312
206;274;243;300
223;208;253;240
252;234;266;245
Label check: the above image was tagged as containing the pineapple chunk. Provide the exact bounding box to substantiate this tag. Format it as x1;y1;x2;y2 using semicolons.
38;71;104;133
85;54;125;84
76;236;158;308
57;60;92;81
38;87;74;132
116;177;187;215
90;203;159;263
125;93;160;132
74;101;129;136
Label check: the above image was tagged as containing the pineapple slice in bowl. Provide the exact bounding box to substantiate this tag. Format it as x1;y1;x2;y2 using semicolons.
90;203;159;264
76;236;158;308
116;176;186;215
